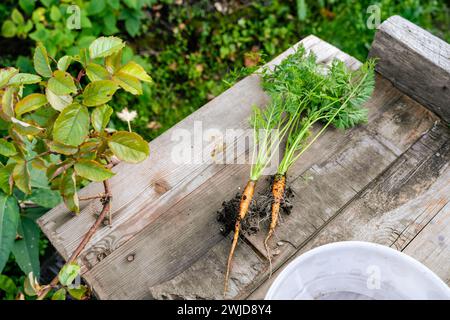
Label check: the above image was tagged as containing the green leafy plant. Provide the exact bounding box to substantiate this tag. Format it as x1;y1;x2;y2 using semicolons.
1;0;154;55
0;35;151;300
261;49;375;268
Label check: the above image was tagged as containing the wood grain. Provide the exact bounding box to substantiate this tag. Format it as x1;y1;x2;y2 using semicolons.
77;38;373;299
369;15;450;123
248;123;449;299
139;86;438;300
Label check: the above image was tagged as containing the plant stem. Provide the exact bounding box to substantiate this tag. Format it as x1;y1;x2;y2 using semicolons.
37;180;112;300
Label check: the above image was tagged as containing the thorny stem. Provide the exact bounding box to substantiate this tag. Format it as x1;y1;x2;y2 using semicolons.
26;150;55;163
76;69;85;83
37;180;112;300
79;194;105;201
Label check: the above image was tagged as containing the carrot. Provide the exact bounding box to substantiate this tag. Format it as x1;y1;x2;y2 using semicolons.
224;179;256;295
264;173;286;276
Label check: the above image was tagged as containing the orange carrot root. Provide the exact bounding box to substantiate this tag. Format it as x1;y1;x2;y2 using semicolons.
265;174;286;276
224;180;256;296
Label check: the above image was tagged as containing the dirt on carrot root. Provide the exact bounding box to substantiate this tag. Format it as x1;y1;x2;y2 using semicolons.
217;176;294;237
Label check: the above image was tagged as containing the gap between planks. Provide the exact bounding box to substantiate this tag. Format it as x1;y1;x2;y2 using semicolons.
247;123;450;299
144;84;439;300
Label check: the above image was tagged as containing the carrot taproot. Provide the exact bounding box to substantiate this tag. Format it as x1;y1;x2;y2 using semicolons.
264;174;286;275
224;179;256;295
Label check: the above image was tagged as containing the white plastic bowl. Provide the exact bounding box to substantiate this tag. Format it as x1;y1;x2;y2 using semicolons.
266;241;450;300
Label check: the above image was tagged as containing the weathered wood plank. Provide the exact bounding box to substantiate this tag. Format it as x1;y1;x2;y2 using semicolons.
140;97;438;300
248;123;450;299
369;15;450;123
403;201;450;286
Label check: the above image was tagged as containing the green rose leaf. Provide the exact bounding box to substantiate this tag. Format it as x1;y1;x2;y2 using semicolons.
86;63;110;82
26;187;62;208
57;55;72;72
0;164;15;195
89;36;125;59
0;139;17;157
0;193;20;272
0;67;19;88
11;217;40;277
48;70;77;95
60;168;79;213
113;72;142;95
48;141;78;155
91;104;113;132
33;43;52;78
74;159;115;182
117;61;152;83
11;117;43;136
58;262;80;286
15;93;47;117
8;73;42;86
53;103;89;146
46;88;73;111
1;87;15;118
105;50;122;74
83;80;118;106
13;161;31;194
67;286;88;300
52;288;66;300
108;131;149;163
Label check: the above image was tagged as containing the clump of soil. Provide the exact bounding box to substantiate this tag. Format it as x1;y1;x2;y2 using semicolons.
217;175;294;236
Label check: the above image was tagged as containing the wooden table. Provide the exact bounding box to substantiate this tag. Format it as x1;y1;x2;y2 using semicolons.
38;16;450;299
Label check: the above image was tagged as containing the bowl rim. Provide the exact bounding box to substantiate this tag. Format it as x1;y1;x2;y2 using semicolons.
265;241;450;300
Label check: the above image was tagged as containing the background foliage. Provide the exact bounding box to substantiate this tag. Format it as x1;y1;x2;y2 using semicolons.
0;0;449;299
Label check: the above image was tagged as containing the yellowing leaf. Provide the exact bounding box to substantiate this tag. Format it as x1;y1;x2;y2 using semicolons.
0;163;15;194
48;70;77;95
53;103;89;146
116;61;152;83
13;161;31;194
48;141;78;155
82;80;118;106
0;139;17;157
91;104;112;132
57;55;72;71
11;117;43;136
108;131;149;163
46;87;73;111
8;73;41;86
0;67;18;88
33;43;52;78
89;36;125;59
67;286;88;300
15;93;47;117
105;50;122;74
60;169;79;213
113;72;142;95
86;63;110;82
74;159;115;182
58;262;80;286
1;86;15;118
52;288;66;300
